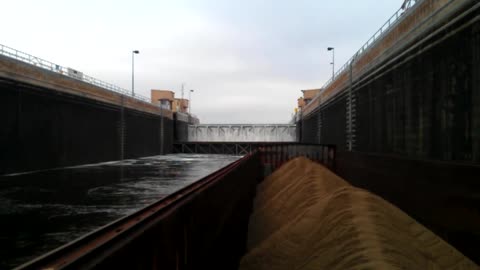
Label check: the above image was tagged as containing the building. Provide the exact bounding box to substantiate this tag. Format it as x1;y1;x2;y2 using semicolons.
298;88;321;111
173;98;189;113
298;97;306;111
150;90;194;114
151;89;174;110
301;89;321;104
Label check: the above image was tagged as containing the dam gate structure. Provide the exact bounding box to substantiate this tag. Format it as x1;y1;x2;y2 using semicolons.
187;124;296;142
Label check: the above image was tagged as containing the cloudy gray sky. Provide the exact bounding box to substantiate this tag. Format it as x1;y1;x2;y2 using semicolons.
2;0;402;124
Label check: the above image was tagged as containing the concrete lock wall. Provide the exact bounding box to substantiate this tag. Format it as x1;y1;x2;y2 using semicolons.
0;55;177;175
298;0;480;163
174;112;190;142
296;1;480;262
0;79;175;174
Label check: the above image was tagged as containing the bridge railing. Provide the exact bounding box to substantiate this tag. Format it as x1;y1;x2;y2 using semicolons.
318;0;421;94
15;143;336;269
0;43;152;104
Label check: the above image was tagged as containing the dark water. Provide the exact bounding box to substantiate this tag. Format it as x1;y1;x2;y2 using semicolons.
0;154;240;269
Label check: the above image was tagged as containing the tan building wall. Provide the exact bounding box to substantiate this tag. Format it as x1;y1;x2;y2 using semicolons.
173;98;189;113
150;90;191;114
298;89;322;109
302;89;321;101
298;97;306;110
151;89;175;110
150;89;174;105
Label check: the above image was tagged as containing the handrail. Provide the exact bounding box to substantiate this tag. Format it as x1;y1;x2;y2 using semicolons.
0;43;152;104
318;0;421;95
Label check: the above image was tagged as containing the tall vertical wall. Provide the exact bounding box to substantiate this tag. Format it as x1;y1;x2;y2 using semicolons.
472;18;480;161
300;0;480;161
173;112;190;142
0;79;173;175
297;0;480;262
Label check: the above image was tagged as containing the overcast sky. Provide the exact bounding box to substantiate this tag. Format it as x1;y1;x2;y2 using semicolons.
2;0;402;124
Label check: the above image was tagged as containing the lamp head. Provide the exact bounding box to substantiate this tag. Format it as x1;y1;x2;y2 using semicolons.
133;50;140;54
327;47;334;51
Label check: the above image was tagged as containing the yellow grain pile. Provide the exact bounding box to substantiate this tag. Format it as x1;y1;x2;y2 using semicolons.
240;157;478;270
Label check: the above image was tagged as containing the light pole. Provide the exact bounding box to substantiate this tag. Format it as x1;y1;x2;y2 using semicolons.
327;47;335;80
131;50;139;96
189;89;194;114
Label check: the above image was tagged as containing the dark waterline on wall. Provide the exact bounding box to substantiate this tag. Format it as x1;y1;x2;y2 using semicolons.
0;154;240;269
